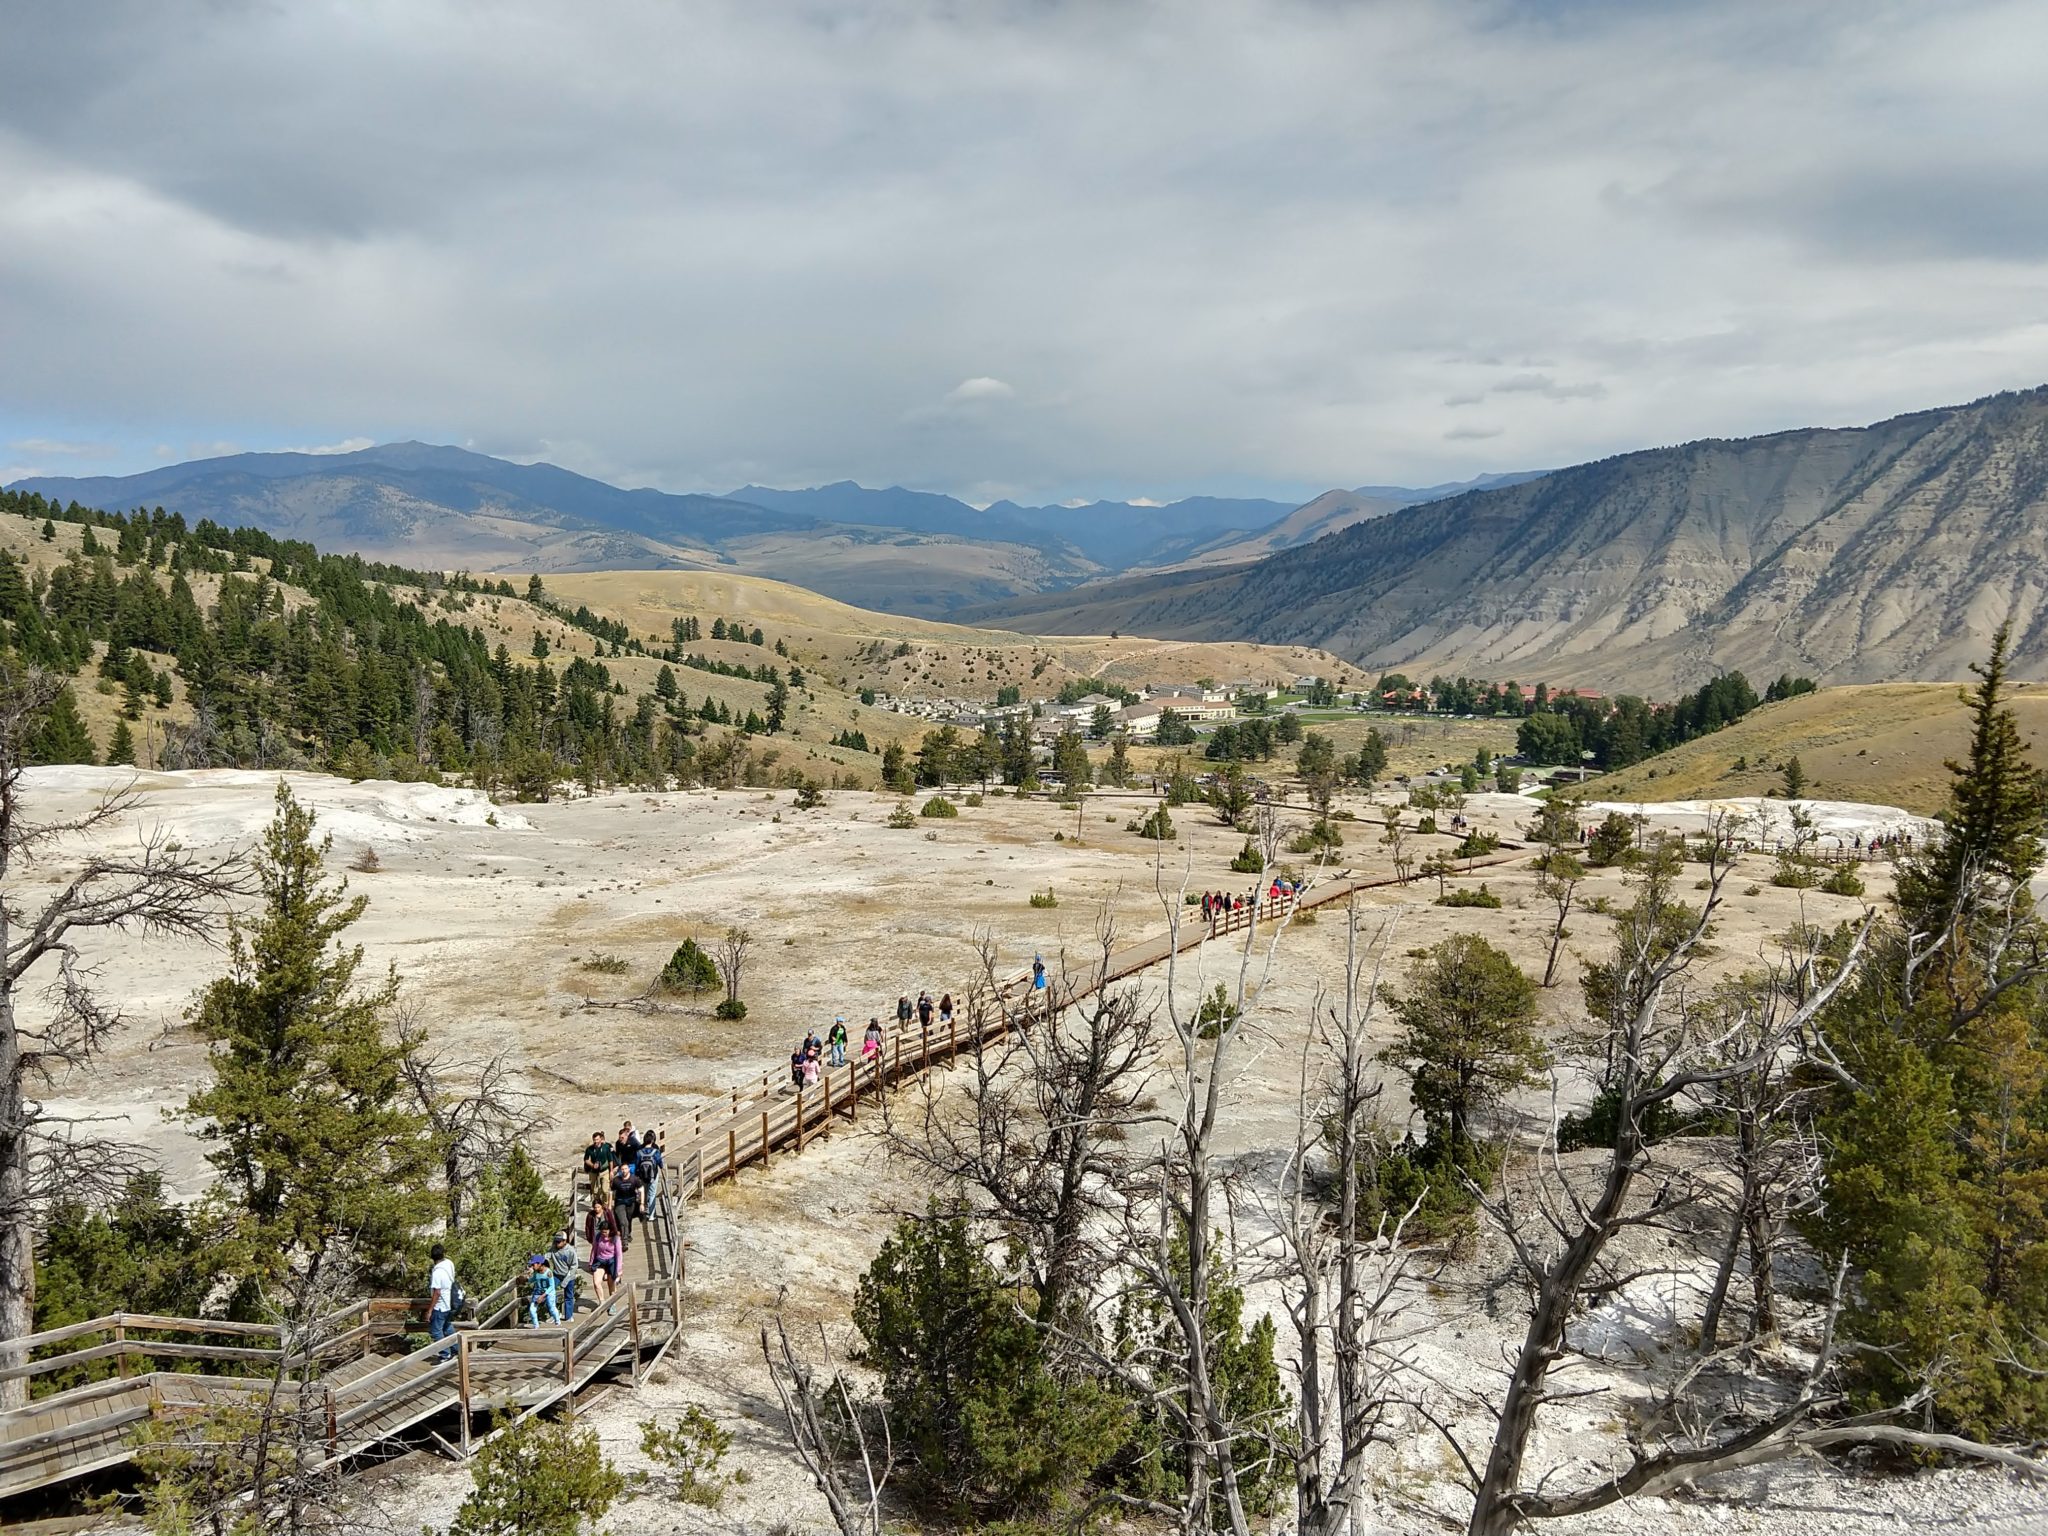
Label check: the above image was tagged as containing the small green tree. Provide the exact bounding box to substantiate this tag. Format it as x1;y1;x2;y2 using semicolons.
1132;803;1176;840
26;685;95;765
659;938;720;995
1381;934;1543;1153
1780;754;1808;798
107;719;137;767
854;1213;1129;1520
1104;732;1133;787
638;1405;736;1507
450;1413;625;1536
1585;810;1636;867
1208;761;1253;827
1051;727;1092;789
881;741;914;794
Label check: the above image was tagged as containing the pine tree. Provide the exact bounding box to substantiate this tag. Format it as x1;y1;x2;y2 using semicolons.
107;720;136;766
184;782;436;1287
1898;622;2044;926
26;686;95;765
1814;626;2048;1438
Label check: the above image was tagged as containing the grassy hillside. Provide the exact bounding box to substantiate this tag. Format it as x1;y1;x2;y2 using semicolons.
1589;682;2048;813
541;568;1374;700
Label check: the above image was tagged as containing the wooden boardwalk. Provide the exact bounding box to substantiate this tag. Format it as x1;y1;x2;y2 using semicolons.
0;837;1516;1509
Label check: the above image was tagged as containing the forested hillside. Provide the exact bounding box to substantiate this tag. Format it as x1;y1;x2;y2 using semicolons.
0;487;881;793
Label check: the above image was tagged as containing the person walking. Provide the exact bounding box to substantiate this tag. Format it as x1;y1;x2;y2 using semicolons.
582;1131;613;1194
937;994;954;1027
1032;954;1046;991
916;991;934;1028
827;1016;849;1066
611;1161;644;1252
614;1120;641;1169
895;994;913;1028
525;1254;560;1328
589;1222;620;1300
635;1132;664;1209
427;1242;458;1361
549;1230;580;1320
862;1017;883;1062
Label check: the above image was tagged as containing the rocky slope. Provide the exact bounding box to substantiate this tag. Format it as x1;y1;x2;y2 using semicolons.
969;387;2048;691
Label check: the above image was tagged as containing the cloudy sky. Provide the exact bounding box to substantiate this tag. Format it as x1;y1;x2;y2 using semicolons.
3;0;2045;504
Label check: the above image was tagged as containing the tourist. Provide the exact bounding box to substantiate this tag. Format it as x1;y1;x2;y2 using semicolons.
937;994;954;1027
525;1253;561;1328
612;1160;644;1249
802;1042;822;1088
635;1132;664;1206
896;994;913;1027
549;1230;580;1320
790;1045;807;1087
1032;954;1046;990
917;991;934;1027
827;1016;849;1066
614;1120;641;1168
589;1221;620;1300
862;1017;883;1062
582;1130;613;1193
427;1242;457;1360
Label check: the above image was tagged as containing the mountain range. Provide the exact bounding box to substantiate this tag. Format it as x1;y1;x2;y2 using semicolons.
967;387;2048;692
6;446;1512;618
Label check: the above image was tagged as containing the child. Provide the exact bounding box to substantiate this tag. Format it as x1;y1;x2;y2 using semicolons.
525;1254;560;1327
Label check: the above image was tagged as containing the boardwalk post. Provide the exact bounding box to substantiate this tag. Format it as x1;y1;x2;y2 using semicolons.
457;1333;472;1457
564;1321;575;1387
695;1146;705;1197
921;1023;930;1070
113;1319;126;1378
728;1127;737;1179
627;1287;643;1385
761;1108;770;1166
823;1072;832;1123
795;1086;805;1153
848;1060;858;1122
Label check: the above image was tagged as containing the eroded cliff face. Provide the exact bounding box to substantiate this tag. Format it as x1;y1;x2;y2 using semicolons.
977;387;2048;692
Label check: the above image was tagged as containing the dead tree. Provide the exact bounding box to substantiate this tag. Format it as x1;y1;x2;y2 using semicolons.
887;917;1158;1332
1445;841;2028;1533
716;924;751;1010
132;1247;402;1535
0;666;248;1406
396;1003;552;1230
1070;845;1307;1536
1688;957;1832;1352
1250;904;1418;1536
762;1310;893;1536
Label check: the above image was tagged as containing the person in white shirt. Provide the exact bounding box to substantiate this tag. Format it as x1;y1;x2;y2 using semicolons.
427;1243;457;1360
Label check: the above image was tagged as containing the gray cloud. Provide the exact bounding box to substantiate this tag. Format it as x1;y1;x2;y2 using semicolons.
2;0;2046;502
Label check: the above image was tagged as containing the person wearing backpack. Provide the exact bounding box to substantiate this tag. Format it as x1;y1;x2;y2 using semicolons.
636;1133;664;1214
427;1243;458;1360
